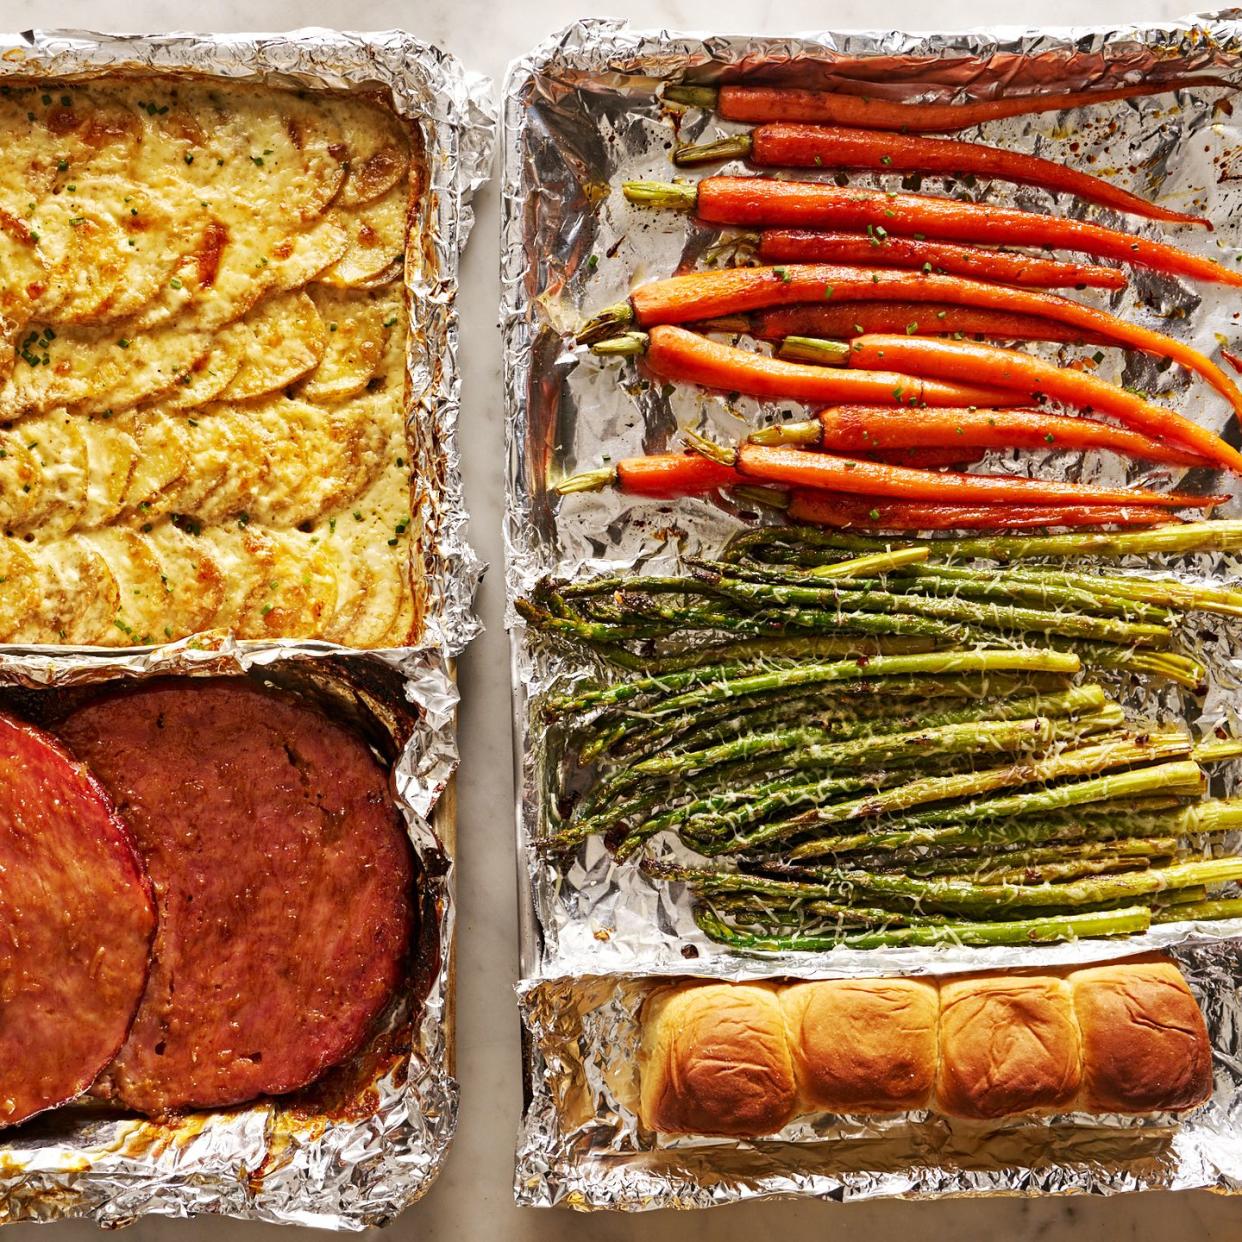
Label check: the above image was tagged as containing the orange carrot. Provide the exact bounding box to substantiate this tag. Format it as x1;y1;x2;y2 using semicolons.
744;302;1106;346
787;491;1178;530
703;78;1232;132
626;176;1242;288
621;264;1242;414
724;441;1221;507
759;404;1211;468
618;453;744;497
642;324;1024;408
756;230;1125;289
843;334;1242;473
865;446;985;468
683;124;1206;227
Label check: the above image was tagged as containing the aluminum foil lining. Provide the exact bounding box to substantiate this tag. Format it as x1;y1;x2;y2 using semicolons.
0;640;460;1230
0;27;493;1230
503;11;1242;1207
501;13;1242;983
0;25;493;659
515;941;1242;1208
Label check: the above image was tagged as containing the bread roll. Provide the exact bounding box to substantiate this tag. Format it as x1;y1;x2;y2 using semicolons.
781;978;938;1114
936;974;1081;1120
636;959;1211;1136
638;982;797;1136
1069;956;1212;1114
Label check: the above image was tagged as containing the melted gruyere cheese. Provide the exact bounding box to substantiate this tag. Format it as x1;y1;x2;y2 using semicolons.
0;77;418;647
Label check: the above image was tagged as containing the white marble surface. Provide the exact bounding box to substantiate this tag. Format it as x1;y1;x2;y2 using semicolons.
3;0;1242;1236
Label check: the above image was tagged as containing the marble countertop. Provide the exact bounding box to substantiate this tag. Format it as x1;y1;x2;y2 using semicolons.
4;0;1240;1237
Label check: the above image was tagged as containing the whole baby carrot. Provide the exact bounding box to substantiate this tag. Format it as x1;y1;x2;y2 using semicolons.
664;77;1232;132
755;230;1126;289
752;405;1212;469
621;324;1025;408
733;301;1107;345
622;178;1242;289
707;439;1222;507
674;124;1206;227
556;452;746;498
843;334;1242;472
786;491;1178;530
583;263;1242;415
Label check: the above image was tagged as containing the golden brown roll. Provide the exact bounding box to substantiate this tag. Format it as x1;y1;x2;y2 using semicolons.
935;974;1081;1120
1070;956;1213;1114
781;978;938;1114
638;982;797;1136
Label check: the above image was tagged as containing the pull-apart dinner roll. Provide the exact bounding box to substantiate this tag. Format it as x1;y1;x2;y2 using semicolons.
1069;956;1212;1114
638;983;797;1136
935;974;1081;1120
637;958;1212;1136
781;978;938;1114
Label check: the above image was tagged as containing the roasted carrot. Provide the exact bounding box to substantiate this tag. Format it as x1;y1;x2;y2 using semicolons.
634;324;1025;408
665;78;1232;132
555;446;977;499
737;302;1107;346
843;333;1242;472
595;263;1242;415
711;440;1221;507
674;124;1206;227
622;178;1242;289
556;452;746;498
756;229;1125;289
865;446;985;469
787;491;1178;530
752;405;1212;469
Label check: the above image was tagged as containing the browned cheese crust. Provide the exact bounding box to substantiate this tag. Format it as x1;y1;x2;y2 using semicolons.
0;711;155;1127
639;983;797;1136
934;974;1082;1120
58;678;413;1116
1070;956;1213;1114
781;978;938;1114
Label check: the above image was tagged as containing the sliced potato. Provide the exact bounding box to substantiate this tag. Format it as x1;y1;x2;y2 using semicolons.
79;419;140;529
0;431;43;529
15;409;89;536
139;83;348;224
328;96;411;208
0;538;40;639
220;291;328;402
0;321;210;420
118;411;190;517
237;530;338;639
298;285;393;403
156;406;262;522
77;528;168;644
14;536;121;645
31;201;126;324
142;522;227;638
197;525;277;630
159;326;246;410
316;184;408;288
